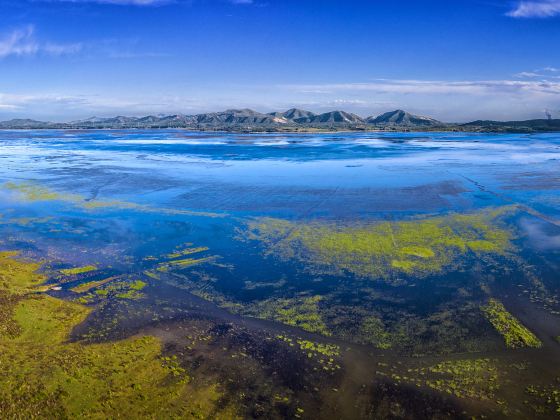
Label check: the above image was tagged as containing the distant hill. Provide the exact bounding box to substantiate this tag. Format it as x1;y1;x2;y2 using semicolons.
296;110;364;125
366;110;443;127
278;108;316;121
0;119;52;129
195;109;287;125
462;119;560;132
69;116;139;127
2;108;560;132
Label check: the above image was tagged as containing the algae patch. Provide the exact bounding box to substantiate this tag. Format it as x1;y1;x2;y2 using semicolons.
360;316;393;349
424;358;500;401
380;358;501;402
481;298;542;348
245;207;514;280
244;295;331;336
0;251;238;418
70;276;118;293
74;278;148;303
3;181;225;218
60;265;98;276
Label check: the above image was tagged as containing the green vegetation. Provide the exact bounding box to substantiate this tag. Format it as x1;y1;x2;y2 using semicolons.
276;335;341;372
481;299;542;348
60;265;98;276
163;256;216;269
247;295;331;336
425;358;500;401
245;207;514;280
167;246;210;259
4;181;68;202
295;339;340;357
70;276;117;293
360;316;392;349
0;251;239;418
116;280;146;299
382;358;501;402
3;181;225;218
525;383;560;415
75;278;147;303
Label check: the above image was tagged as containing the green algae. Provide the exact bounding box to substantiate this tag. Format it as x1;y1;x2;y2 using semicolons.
525;382;560;415
382;358;501;403
164;256;217;269
360;316;392;349
481;299;542;348
0;251;239;418
3;181;225;218
4;181;67;202
74;278;148;303
70;276;118;293
276;335;341;372
155;245;218;272
247;295;331;336
0;251;46;292
245;207;514;280
166;246;210;259
60;265;98;276
425;358;500;401
116;280;146;299
294;338;340;357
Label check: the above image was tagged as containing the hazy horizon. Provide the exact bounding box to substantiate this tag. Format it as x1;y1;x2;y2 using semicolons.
1;0;559;122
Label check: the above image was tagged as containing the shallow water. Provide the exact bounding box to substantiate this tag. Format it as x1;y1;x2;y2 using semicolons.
0;129;559;418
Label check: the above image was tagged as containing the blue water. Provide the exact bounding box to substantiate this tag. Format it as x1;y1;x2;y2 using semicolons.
1;130;559;217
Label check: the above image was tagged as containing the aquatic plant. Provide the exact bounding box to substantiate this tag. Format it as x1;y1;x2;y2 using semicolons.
74;278;148;302
247;295;331;336
245;207;514;280
525;382;560;414
4;181;69;202
162;256;217;269
425;358;500;401
70;276;118;293
481;299;542;348
3;181;225;218
0;251;239;418
381;357;501;402
60;265;98;276
166;246;210;259
360;316;392;349
295;338;340;357
276;335;341;372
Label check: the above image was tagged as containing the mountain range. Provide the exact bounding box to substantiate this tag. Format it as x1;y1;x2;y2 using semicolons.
0;109;558;132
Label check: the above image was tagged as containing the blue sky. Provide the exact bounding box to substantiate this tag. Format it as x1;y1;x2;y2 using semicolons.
0;0;559;121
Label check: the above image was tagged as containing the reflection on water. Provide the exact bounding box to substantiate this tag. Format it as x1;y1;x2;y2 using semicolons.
0;129;559;418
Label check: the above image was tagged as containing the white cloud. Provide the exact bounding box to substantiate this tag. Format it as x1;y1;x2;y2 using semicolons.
282;79;560;97
2;77;559;122
0;92;209;121
277;78;560;121
514;67;560;79
514;71;544;78
507;0;560;18
0;26;38;58
0;25;82;58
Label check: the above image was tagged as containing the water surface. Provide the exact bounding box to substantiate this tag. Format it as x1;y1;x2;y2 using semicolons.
1;130;559;418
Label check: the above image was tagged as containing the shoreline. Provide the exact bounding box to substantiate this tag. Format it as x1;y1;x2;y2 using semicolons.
1;126;558;134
